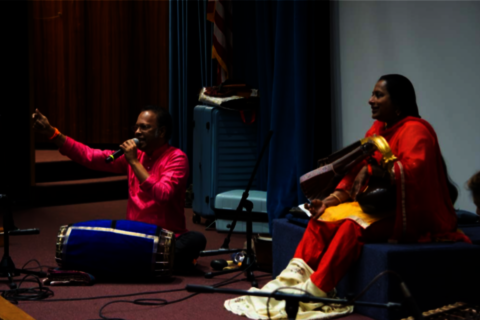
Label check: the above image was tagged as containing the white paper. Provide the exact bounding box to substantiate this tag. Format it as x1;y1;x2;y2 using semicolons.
298;203;312;217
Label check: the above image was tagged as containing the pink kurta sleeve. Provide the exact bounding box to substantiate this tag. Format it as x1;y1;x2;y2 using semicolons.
59;136;129;174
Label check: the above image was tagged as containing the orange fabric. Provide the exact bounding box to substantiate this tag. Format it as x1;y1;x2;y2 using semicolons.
319;201;393;229
336;117;471;243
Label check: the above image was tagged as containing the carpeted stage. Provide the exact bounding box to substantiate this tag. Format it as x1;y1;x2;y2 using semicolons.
0;150;372;320
0;202;373;320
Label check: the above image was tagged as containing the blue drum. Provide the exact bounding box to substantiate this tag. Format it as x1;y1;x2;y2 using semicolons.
55;220;175;278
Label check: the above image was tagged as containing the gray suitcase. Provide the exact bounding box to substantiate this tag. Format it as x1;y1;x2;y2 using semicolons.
192;105;257;219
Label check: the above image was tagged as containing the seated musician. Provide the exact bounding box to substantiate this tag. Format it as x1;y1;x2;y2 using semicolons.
468;171;480;216
225;74;471;319
32;105;206;273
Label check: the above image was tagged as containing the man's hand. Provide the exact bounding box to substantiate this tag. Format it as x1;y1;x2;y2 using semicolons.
120;139;150;184
305;199;327;220
32;109;55;137
119;139;139;165
350;165;369;199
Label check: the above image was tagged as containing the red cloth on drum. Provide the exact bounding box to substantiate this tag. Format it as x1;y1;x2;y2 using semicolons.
59;137;189;236
294;217;395;293
336;117;471;244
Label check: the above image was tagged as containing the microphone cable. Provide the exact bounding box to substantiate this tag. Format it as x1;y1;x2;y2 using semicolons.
94;263;271;320
1;258;272;320
1;274;54;304
0;259;54;304
346;270;424;320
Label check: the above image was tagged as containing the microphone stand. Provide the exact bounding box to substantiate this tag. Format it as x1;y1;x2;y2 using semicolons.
0;194;46;289
199;131;273;288
186;284;405;320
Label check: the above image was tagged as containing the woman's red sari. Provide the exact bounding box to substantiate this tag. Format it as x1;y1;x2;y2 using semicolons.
337;116;470;243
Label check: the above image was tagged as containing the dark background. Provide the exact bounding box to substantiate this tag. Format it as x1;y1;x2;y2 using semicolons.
0;1;331;210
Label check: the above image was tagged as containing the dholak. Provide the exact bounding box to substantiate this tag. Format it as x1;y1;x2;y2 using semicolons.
55;220;175;279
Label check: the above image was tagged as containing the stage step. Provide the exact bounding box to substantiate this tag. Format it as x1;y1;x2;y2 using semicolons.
34;150;128;207
36;160;125;183
33;176;128;207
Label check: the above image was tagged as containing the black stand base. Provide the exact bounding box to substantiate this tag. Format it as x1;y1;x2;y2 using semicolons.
204;253;258;288
0;254;47;289
0;194;46;289
199;131;274;288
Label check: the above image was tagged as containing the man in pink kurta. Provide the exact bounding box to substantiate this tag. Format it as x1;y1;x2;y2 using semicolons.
32;105;206;272
58;137;189;235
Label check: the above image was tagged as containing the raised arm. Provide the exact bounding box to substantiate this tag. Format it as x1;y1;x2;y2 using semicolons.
32;109;128;174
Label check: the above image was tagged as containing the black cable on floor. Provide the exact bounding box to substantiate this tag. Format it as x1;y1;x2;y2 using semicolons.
95;264;270;320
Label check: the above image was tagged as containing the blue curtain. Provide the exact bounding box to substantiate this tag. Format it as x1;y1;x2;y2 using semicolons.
253;1;330;231
169;0;214;171
169;1;331;231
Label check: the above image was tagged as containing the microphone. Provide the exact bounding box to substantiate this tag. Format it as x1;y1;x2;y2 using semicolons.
186;285;216;293
199;248;243;257
400;281;424;320
105;138;139;163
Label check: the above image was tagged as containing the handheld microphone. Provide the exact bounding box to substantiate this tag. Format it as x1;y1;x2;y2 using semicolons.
400;281;424;320
105;138;139;163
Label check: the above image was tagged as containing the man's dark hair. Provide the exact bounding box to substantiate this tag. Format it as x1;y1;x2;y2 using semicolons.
468;171;480;200
141;105;172;141
379;74;421;118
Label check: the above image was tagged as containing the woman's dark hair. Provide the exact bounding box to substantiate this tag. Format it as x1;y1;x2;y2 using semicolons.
141;105;172;140
468;171;480;200
379;74;458;204
379;74;421;118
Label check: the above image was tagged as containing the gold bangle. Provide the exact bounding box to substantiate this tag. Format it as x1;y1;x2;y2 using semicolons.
330;193;342;204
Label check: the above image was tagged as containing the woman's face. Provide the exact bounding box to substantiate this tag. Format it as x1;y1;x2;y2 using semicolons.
368;80;399;123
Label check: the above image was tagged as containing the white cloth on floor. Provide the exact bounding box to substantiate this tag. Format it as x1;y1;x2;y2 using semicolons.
224;258;354;319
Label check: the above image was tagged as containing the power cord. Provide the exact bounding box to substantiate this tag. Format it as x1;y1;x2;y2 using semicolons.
349;270;403;303
20;259;56;272
1;274;54;304
1;259;272;319
95;262;270;320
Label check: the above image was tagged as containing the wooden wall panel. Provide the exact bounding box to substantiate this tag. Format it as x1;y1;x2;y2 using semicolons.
85;1;134;143
132;0;169;111
31;0;86;142
31;0;169;145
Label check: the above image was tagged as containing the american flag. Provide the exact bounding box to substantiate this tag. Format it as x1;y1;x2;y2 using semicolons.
207;0;232;83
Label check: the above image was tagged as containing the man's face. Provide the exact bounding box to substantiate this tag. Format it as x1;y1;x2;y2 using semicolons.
133;111;166;154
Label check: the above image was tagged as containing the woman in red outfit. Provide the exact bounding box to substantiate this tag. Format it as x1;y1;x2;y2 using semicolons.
295;74;471;294
225;75;471;320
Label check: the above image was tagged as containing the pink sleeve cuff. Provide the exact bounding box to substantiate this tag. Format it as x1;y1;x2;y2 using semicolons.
58;136;75;155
